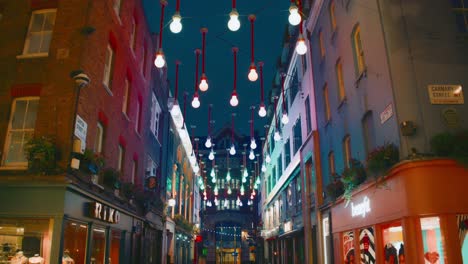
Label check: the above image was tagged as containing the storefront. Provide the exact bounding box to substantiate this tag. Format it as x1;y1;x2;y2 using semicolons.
331;159;468;263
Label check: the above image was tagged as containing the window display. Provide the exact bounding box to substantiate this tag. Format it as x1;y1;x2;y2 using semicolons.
382;222;404;264
62;220;87;264
359;227;375;264
109;230;121;264
420;217;445;264
91;228;106;264
343;231;355;264
0;218;52;263
457;214;468;263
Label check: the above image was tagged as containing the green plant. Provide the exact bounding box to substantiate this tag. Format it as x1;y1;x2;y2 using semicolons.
80;149;105;174
325;174;344;201
173;214;194;233
366;143;399;176
430;130;468;166
24;136;59;175
121;182;135;200
100;168;121;189
341;159;367;202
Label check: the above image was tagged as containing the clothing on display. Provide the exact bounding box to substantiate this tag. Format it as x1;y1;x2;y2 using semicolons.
28;254;44;264
62;250;75;264
384;243;398;264
10;251;28;264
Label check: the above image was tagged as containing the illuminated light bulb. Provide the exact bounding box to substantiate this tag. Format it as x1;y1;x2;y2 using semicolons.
169;13;182;33
288;4;301;26
204;196;207;201
224;200;229;207
198;177;203;185
154;50;166;68
239;201;243;206
250;138;257;149
227;187;232;194
204;190;207;197
215;197;219;206
242;177;246;183
211;177;216;183
193;163;200;173
281;112;289;125
248;64;258;82
214;186;219;195
236;196;241;204
250;194;254;200
189;153;196;165
205;137;212;148
274;131;281;141
200;184;205;190
241;186;245;195
295;35;307;55
258;103;266;117
226;171;231;181
254;183;258;189
261;163;266;172
228;9;241;31
191;94;200;108
249;150;255;160
265;154;271;163
230;92;239;107
208;149;215;160
256;177;260;185
207;201;212;207
229;144;236;155
243;169;248;177
199;74;208;92
210;169;215;177
252;189;256;195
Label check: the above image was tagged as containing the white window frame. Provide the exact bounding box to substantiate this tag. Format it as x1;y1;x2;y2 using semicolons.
150;93;162;140
117;145;124;171
130;16;137;51
146;155;157;177
22;9;56;57
135;100;141;134
95;122;104;153
2;97;39;167
103;44;114;91
131;159;137;184
122;79;130;116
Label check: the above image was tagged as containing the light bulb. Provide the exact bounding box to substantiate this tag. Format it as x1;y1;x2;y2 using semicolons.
215;198;219;206
296;36;307;55
274;131;281;141
198;177;203;185
248;66;258;82
193;164;200;173
256;177;260;185
265;154;271;163
224;200;229;207
281;112;289;124
199;75;208;92
250;138;257;149
205;137;212;148
189;153;196;165
261;164;266;172
230;93;239;107
250;194;254;200
229;144;236;155
154;51;166;68
227;187;232;194
207;201;212;207
211;177;216;183
258;104;266;117
243;169;248;177
191;95;200;108
228;9;241;31
254;183;258;190
200;184;205;190
169;13;182;33
252;189;256;195
241;186;245;195
239;201;243;206
237;196;241;204
242;177;246;183
288;4;301;26
204;190;207;196
249;150;255;160
204;196;207;201
208;150;215;160
226;171;231;181
210;169;215;177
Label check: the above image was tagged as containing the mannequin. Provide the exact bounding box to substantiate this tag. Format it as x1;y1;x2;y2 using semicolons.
10;251;28;264
28;254;44;264
62;250;75;264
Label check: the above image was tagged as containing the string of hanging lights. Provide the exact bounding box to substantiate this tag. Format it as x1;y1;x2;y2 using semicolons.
191;49;201;108
264;125;271;163
173;60;180;104
229;113;236;155
247;15;258;82
205;104;213;148
250;106;257;149
273;96;282;141
288;0;301;26
169;0;182;33
258;62;267;117
295;1;308;55
281;73;290;125
230;47;239;107
154;0;167;68
199;28;209;92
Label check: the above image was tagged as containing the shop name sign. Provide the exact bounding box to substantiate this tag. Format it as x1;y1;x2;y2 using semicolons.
351;196;371;218
88;202;121;223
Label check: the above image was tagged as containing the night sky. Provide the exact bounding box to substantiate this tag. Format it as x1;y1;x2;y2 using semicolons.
143;0;290;137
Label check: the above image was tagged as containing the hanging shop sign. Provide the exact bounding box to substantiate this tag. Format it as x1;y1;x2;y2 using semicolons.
351;196;371;218
380;103;393;124
88;202;121;223
428;85;464;104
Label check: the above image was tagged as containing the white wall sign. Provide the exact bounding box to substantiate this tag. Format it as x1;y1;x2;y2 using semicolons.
284;221;292;233
88;202;121;223
380;103;393;124
74;115;87;151
351;196;371;218
428;85;464;104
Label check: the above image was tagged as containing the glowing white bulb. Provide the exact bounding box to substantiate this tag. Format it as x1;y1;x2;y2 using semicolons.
241;186;245;195
230;93;239;107
208;150;215;160
154;52;166;68
288;4;301;26
210;169;215;177
229;144;236;155
228;10;241;31
256;177;260;185
204;190;207;197
274;131;281;141
227;187;232;194
258;104;266;117
248;67;258;82
296;36;307;55
254;183;258;190
193;163;200;173
252;189;256;195
207;201;212;207
242;177;246;183
236;196;241;204
214;186;219;195
226;171;231;181
250;138;257;149
189;153;196;165
281;112;289;124
205;137;212;148
261;164;266;172
200;184;205;190
265;154;271;163
204;195;207;201
215;197;219;206
199;75;208;92
243;169;248;177
250;194;254;200
249;150;255;160
224;200;229;207
169;13;182;33
211;177;216;183
191;95;200;108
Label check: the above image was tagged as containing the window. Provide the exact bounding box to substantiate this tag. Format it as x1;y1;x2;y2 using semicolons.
342;231;355;263
382;222;404;263
150;93;162;140
113;0;122;15
277;154;283;177
329;1;337;32
290;67;299;101
323;84;331;122
63;220;88;264
3;97;39;166
122;79;130;116
319;30;325;59
22;9;56;55
362;111;375;156
130;16;137;51
103;44;115;90
293;117;302;154
343;135;351;168
284;139;291;167
336;58;346;101
305;96;312;134
131;159;137;183
110;230;121;264
91;227;106;264
269;132;275;153
328;151;335;175
352;24;366;76
135;99;141;134
359;228;375;263
420;217;445;262
117;145;124;171
95;122;104;153
452;0;468;33
146;155;157;177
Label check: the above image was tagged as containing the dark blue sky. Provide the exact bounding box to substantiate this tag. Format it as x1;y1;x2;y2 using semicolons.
143;0;289;136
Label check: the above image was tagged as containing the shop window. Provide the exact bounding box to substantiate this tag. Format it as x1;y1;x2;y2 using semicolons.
322;217;331;264
0;218;52;263
382;222;405;264
359;227;376;263
131;233;141;264
342;231;355;264
110;230;121;264
63;220;88;264
91;227;106;264
457;214;468;262
420;217;445;264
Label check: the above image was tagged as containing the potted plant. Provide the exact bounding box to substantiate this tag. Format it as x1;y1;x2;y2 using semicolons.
431;130;468;166
24;136;60;175
80;149;105;174
366;143;399;177
325;173;344;201
121;182;135;201
100;168;121;194
341;159;367;202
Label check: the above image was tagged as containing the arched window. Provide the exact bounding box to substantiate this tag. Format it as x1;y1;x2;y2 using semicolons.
351;24;366;76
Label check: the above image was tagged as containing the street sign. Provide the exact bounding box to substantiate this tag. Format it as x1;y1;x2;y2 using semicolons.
428;85;464;104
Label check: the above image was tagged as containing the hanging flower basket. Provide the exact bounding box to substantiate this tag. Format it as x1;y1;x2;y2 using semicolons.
325;173;344;201
366;143;399;177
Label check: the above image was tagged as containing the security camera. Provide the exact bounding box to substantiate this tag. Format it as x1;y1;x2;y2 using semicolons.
70;70;90;88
